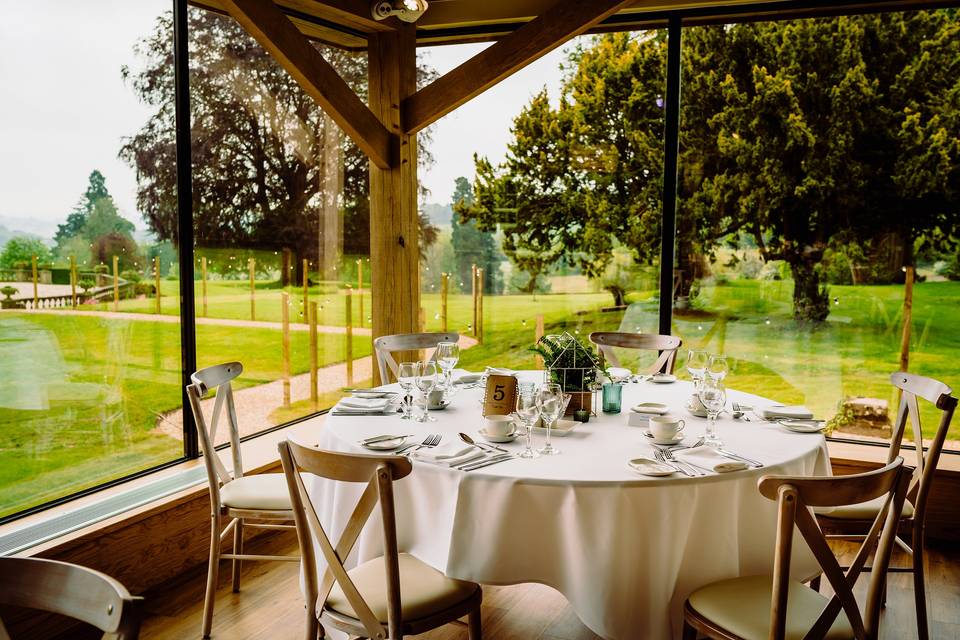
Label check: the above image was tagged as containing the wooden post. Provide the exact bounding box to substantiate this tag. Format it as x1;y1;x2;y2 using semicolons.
309;301;319;409
478;267;484;344
249;257;256;321
440;272;449;332
899;265;915;373
112;255;119;312
31;255;39;307
154;255;161;314
368;25;420;385
419;306;426;332
471;263;478;337
200;256;208;317
281;291;291;407
345;286;354;387
535;314;545;369
357;258;364;328
302;258;310;324
70;255;77;309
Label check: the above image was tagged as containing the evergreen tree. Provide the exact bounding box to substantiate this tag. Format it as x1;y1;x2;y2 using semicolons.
450;177;503;294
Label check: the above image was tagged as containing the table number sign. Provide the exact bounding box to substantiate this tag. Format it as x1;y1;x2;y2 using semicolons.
482;375;518;416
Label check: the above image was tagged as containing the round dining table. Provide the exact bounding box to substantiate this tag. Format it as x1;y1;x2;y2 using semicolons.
306;371;830;640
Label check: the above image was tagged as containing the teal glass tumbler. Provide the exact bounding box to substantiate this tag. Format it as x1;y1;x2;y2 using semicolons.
602;382;623;414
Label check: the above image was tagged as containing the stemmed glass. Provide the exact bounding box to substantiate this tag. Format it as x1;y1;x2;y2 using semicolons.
397;362;419;420
436;341;460;397
537;383;566;456
513;390;540;459
415;361;438;422
707;354;729;382
699;377;727;447
686;350;709;389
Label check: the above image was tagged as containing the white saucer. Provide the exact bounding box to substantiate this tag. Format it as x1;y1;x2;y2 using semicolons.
650;373;677;384
478;427;518;443
632;402;669;415
362;436;407;451
628;457;675;477
642;430;685;445
779;419;825;433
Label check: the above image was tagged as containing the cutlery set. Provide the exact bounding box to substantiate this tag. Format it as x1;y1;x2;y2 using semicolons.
363;432;517;471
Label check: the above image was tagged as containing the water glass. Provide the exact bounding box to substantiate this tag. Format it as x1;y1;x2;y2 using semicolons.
686;350;708;387
416;361;438;423
436;341;460;396
707;354;729;382
602;382;623;414
514;391;540;459
699;377;727;447
397;361;419;420
537;383;564;456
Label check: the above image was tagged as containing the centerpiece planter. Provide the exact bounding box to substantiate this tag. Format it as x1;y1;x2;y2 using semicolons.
532;332;602;416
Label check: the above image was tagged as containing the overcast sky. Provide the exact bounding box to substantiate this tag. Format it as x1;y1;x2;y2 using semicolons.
0;1;568;240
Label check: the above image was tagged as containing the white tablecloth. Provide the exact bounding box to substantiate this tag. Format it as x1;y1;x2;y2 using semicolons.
305;372;830;639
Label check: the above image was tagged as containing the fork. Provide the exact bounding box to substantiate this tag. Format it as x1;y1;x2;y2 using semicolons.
398;433;441;455
657;445;707;476
653;449;690;477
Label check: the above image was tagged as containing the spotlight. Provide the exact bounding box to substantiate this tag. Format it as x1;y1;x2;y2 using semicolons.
371;0;428;23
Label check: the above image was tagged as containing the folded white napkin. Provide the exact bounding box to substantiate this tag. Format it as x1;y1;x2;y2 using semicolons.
673;446;748;473
759;405;813;420
339;397;390;410
412;443;486;467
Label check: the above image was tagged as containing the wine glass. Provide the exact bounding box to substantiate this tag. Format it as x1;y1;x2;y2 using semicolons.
537;383;565;456
416;361;438;422
699;377;727;447
707;354;729;382
435;341;460;396
397;362;419;420
686;350;708;386
513;390;540;459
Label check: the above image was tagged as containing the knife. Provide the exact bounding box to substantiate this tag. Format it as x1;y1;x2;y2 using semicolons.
360;433;413;444
717;448;763;467
460;454;514;471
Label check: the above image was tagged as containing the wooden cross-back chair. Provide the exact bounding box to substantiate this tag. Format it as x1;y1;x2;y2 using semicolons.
278;438;482;640
373;332;459;384
682;458;909;640
186;362;299;639
588;332;683;375
817;371;956;640
0;557;143;640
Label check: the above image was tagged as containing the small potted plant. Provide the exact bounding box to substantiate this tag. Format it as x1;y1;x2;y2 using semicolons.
531;332;602;415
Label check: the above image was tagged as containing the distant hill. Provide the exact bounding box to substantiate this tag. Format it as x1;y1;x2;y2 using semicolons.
0;222;47;247
422;202;453;227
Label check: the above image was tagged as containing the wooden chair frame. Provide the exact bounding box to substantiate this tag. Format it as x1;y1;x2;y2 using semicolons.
0;557;143;640
683;458;909;640
278;438;482;640
588;332;682;375
816;371;956;640
186;362;298;639
373;332;459;383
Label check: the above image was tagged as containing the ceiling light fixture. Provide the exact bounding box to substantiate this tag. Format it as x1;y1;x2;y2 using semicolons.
371;0;429;23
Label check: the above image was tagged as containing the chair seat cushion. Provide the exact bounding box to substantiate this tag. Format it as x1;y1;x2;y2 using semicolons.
325;553;478;622
219;473;292;511
687;575;854;640
817;494;914;520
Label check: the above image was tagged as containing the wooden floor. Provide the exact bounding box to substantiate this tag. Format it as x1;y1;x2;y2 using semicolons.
140;532;960;640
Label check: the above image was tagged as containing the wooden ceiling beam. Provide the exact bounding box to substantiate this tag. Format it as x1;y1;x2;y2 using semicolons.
300;0;398;33
220;0;394;169
401;0;636;134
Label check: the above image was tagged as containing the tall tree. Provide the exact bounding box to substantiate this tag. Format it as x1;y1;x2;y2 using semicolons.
450;176;503;294
54;170;133;248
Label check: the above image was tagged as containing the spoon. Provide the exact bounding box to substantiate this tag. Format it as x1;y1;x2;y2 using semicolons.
459;432;508;453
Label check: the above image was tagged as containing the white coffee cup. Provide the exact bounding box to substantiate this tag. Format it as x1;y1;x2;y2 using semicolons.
649;415;685;443
483;414;516;437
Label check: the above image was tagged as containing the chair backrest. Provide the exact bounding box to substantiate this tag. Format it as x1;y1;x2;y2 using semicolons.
0;557;143;640
373;332;459;383
757;458;909;640
185;362;245;506
886;371;956;518
279;438;413;640
588;332;682;374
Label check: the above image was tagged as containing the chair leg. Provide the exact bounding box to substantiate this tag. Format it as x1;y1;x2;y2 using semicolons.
682;618;698;640
232;518;244;593
468;608;482;640
913;528;929;640
809;575;821;593
304;612;319;640
202;514;222;639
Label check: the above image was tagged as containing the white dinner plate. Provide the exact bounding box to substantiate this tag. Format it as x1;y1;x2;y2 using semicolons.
779;419;825;433
650;373;677;384
352;391;391;399
362;436;407;451
632;402;669;415
628;458;675;477
478;427;518;443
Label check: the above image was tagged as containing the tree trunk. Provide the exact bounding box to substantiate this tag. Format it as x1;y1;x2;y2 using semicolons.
523;272;539;294
789;259;830;324
605;285;626;307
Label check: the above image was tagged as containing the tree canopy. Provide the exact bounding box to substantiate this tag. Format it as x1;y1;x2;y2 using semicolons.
52;170;138;268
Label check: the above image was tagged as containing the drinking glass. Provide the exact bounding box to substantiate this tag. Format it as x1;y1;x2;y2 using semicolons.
436;341;460;396
686;350;708;386
602;382;623;414
537;383;565;456
514;391;540;459
397;361;419;420
707;354;729;382
699;377;727;447
415;361;438;423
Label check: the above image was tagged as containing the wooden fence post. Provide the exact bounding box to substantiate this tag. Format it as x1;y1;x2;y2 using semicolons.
281;291;291;407
302;258;310;324
200;256;208;317
441;272;448;332
154;255;161;314
70;255;77;309
249;257;256;321
899;265;915;373
309;301;319;409
357;258;364;328
346;286;354;387
471;263;478;337
478;267;484;344
32;255;39;307
535;314;545;369
112;255;119;312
